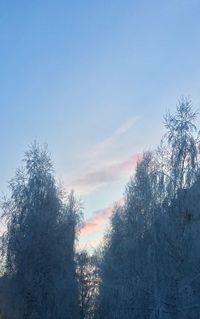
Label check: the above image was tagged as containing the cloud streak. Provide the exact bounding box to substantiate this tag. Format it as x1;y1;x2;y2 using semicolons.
88;117;139;158
70;117;141;249
80;197;124;236
64;116;141;196
69;153;142;196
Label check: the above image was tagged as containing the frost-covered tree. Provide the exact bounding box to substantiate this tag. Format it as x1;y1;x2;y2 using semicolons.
97;206;128;319
97;152;161;318
1;99;200;319
97;99;200;319
164;98;199;194
1;143;81;319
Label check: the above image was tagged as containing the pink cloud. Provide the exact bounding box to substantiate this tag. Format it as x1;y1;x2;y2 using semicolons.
69;153;142;196
80;197;124;236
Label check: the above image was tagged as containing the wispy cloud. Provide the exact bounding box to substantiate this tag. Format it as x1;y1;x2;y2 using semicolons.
88;116;139;158
80;197;124;236
80;206;113;235
68;153;142;196
62;117;142;251
63;116;141;197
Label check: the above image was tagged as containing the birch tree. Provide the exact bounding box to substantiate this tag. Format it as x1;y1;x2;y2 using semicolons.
1;143;81;319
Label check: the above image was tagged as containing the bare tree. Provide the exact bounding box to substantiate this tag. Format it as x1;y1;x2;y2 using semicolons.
76;250;99;319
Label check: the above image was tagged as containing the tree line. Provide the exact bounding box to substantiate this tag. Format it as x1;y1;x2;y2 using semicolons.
1;98;200;318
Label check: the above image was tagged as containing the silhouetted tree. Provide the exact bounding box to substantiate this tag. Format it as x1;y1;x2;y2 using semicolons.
76;250;99;319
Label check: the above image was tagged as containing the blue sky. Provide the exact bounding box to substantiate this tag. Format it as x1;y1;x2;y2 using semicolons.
1;0;200;247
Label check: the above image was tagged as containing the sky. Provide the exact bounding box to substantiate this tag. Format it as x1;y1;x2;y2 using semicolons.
1;0;200;249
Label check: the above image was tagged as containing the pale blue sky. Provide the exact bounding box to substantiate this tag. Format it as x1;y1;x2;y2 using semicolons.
1;0;200;247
